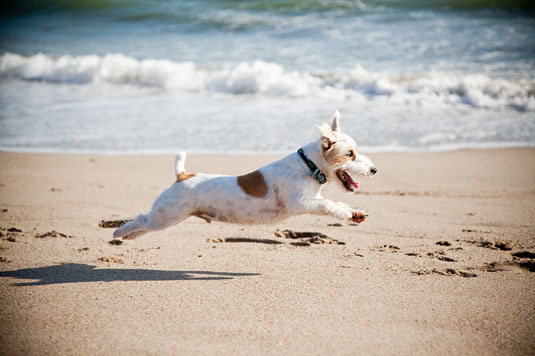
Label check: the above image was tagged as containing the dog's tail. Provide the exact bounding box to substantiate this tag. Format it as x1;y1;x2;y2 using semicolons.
175;151;188;176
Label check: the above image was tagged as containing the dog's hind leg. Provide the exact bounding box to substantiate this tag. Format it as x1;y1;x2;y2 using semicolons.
114;209;190;240
113;214;148;238
122;229;148;240
114;181;193;239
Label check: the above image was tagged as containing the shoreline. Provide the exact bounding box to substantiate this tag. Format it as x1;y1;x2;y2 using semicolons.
1;143;534;156
0;148;534;355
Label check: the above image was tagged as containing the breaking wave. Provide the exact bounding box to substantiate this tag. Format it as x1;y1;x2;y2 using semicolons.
1;52;534;111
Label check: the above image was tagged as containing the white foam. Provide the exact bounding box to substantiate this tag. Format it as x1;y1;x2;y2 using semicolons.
1;52;534;111
1;141;532;155
340;65;535;111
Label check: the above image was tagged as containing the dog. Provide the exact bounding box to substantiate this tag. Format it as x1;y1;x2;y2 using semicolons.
114;111;377;240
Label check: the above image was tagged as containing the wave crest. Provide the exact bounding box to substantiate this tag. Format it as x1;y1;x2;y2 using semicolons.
1;52;533;111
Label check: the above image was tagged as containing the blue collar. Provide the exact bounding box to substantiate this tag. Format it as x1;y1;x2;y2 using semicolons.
297;148;327;184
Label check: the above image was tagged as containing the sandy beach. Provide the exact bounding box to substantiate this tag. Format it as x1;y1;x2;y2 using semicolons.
0;148;534;356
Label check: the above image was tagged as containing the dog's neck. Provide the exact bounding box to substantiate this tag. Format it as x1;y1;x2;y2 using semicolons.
299;140;331;180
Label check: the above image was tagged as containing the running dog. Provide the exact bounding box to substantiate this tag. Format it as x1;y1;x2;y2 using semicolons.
114;111;377;240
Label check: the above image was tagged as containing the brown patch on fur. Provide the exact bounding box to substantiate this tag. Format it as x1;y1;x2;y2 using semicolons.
323;145;357;166
237;170;268;198
322;137;334;152
335;155;350;164
322;146;339;163
176;171;196;182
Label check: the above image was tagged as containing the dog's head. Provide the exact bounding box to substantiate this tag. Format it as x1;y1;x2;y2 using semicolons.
319;111;377;192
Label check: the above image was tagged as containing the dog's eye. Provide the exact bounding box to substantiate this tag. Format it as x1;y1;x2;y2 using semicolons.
346;151;354;158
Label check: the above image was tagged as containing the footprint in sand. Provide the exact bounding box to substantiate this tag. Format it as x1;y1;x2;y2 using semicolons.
206;230;345;247
274;229;345;245
511;251;535;272
207;237;283;245
375;245;400;252
465;237;515;251
98;219;131;228
98;256;124;264
412;268;477;278
1;227;22;242
35;231;74;239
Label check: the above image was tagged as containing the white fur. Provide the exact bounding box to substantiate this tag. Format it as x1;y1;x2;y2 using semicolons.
114;111;377;240
175;151;187;175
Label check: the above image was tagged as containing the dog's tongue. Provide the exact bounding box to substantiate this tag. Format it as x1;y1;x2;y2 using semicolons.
344;172;359;190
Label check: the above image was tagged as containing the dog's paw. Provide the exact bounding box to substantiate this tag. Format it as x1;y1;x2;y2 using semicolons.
350;211;368;223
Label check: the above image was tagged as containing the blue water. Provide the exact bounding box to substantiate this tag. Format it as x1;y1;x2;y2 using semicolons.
0;0;534;154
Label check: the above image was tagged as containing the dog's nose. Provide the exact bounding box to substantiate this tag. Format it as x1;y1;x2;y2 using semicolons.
370;167;377;175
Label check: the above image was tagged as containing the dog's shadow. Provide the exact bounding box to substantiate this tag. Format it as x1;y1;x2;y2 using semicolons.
0;263;260;286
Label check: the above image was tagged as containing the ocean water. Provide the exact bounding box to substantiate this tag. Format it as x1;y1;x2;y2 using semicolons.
0;0;534;154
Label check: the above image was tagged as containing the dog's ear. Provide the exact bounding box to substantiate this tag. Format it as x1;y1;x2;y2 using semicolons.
331;110;341;132
318;123;337;151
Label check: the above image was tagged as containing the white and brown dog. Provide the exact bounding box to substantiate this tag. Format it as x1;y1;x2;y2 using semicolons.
114;111;377;240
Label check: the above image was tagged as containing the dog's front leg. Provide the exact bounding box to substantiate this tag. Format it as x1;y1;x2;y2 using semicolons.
290;199;366;223
333;201;367;223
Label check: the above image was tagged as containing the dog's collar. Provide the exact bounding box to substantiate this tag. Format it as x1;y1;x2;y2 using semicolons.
297;148;327;185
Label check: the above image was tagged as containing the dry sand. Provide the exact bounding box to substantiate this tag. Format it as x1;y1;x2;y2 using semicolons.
0;149;534;356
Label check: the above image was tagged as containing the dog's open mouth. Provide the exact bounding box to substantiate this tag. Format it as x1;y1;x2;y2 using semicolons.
336;169;359;192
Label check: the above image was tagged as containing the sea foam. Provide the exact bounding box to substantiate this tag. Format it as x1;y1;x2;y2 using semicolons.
1;52;533;111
